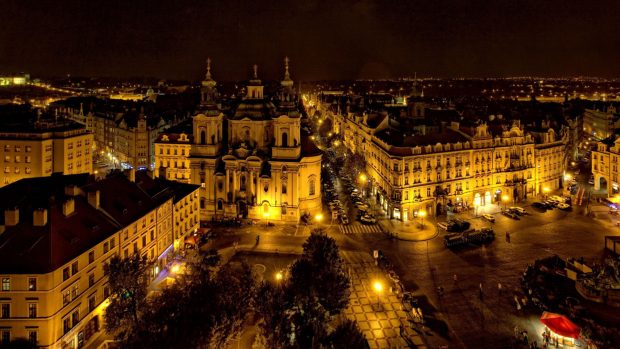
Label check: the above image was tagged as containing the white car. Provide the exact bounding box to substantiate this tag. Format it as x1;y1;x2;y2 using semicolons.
360;214;376;224
482;214;495;222
509;207;528;215
557;203;571;210
437;222;449;230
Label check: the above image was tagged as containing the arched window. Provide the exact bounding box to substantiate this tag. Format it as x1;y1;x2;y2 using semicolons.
281;132;288;147
200;130;206;145
309;178;315;196
217;199;223;210
240;176;246;191
282;183;287;194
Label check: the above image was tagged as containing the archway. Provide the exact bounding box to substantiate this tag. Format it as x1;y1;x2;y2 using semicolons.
200;130;206;145
281;132;288;147
237;201;248;218
595;175;608;193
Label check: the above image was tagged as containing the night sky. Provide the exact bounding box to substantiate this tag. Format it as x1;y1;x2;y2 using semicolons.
1;0;620;80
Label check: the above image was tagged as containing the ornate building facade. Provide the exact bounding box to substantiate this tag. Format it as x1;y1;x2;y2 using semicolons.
334;109;568;220
155;59;322;222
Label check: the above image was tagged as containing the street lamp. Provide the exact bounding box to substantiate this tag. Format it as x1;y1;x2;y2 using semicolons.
372;280;384;311
501;195;509;210
543;186;550;199
419;210;427;228
263;212;270;226
314;213;324;225
358;174;367;196
275;271;283;282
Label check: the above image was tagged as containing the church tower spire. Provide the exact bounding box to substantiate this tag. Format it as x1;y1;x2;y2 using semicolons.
201;57;217;105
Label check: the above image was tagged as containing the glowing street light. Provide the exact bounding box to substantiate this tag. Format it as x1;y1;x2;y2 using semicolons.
314;213;324;224
373;280;384;294
263;211;270;226
275;271;283;282
502;195;510;210
358;174;367;182
543;186;550;199
419;210;427;228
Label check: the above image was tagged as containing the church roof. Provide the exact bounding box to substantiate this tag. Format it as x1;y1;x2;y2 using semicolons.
231;98;276;120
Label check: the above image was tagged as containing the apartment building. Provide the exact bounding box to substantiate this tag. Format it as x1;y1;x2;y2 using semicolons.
336;111;568;220
0;118;93;187
0;171;199;348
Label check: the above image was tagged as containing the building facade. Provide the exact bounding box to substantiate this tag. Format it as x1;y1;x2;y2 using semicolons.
155;59;322;222
583;107;620;141
0;171;198;348
0;119;93;187
335;110;568;220
592;138;620;196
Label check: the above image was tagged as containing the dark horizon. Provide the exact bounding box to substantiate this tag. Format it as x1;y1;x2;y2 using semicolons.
2;0;620;81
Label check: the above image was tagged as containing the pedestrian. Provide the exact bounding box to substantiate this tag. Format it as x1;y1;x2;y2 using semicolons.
514;325;520;340
453;273;458;283
522;331;529;345
498;282;503;295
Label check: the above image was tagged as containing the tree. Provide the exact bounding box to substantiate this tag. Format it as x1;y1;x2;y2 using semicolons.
256;230;352;349
326;319;368;349
104;253;150;343
294;229;351;315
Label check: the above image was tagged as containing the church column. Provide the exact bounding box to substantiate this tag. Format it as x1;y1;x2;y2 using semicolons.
225;168;230;203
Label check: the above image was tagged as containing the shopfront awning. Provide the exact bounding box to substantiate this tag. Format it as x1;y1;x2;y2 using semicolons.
540;312;581;339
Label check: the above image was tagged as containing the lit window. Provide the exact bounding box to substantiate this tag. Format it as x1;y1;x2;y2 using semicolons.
1;278;9;291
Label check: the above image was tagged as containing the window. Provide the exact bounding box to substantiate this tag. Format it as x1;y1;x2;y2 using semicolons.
63;267;70;281
14;146;20;152
28;303;37;318
104;286;110;299
1;330;9;345
309;178;315;196
72;310;79;326
89;273;95;287
3;145;9;152
150;230;155;242
14;156;20;163
133;242;138;254
28;331;37;345
4;156;10;162
1;278;9;291
1;304;9;318
28;277;37;291
110;238;115;249
71;284;79;299
103;242;109;253
282;183;287;194
71;261;78;275
63;317;71;334
142;235;146;248
427;188;431;197
89;295;97;312
89;251;95;264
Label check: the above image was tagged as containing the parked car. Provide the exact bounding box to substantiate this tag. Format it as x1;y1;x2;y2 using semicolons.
502;210;520;219
482;214;495;222
509;207;528;215
557;203;571;210
360;214;376;224
532;202;547;209
438;221;449;230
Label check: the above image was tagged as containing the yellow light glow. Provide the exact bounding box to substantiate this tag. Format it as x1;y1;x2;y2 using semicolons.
543;187;550;193
564;174;572;181
502;195;509;202
419;210;426;218
315;213;324;223
359;174;367;182
171;264;180;274
373;280;384;293
263;212;270;218
275;272;283;281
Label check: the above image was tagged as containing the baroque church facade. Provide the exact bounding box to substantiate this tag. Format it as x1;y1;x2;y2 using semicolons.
155;58;322;222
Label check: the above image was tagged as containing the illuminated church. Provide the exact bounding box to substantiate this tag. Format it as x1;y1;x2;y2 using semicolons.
155;58;322;222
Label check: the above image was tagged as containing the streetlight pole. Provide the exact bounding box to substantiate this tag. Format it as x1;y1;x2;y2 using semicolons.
419;210;426;229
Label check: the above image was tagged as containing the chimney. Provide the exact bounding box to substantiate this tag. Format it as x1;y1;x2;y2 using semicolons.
88;190;100;209
33;208;48;226
62;199;75;216
64;185;80;197
4;207;19;227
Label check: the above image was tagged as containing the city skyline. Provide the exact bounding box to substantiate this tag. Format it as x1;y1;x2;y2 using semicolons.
2;0;620;80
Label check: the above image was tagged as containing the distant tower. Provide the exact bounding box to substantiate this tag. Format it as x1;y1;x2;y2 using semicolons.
247;64;264;99
200;58;217;105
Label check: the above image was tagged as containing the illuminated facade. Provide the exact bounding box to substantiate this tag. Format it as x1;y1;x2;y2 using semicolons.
336;111;568;219
583;107;620;140
0;120;93;187
0;171;196;348
592;138;620;195
156;58;322;222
